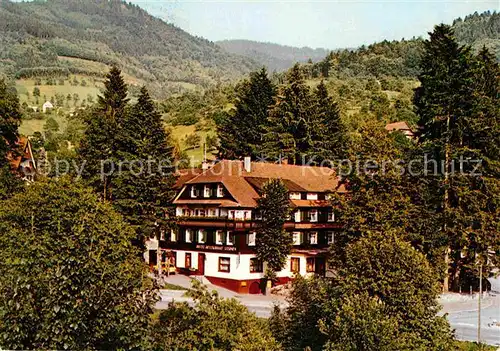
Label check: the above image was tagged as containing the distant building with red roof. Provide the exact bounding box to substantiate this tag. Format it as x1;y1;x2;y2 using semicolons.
7;136;36;182
385;121;416;139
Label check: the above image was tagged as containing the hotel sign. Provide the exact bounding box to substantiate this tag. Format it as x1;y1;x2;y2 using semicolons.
196;244;237;252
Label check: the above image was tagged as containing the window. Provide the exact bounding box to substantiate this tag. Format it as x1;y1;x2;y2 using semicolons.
176;207;183;216
248;232;256;246
306;258;315;273
327;231;335;245
244;211;252;220
291;257;300;273
220;209;228;218
254;210;262;220
216;230;225;245
185;229;192;243
185;253;191;268
198;230;207;244
309;232;318;245
218;257;230;272
306;193;318;200
228;210;235;219
327;211;335;222
227;232;234;245
250;258;263;273
171;230;177;242
204;185;211;198
292;232;301;245
289;192;301;200
294;210;301;222
160;229;165;241
208;208;218;217
217;184;224;197
309;210;318;222
190;186;198;198
195;209;205;217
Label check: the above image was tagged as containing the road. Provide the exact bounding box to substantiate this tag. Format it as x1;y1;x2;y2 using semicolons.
443;294;500;346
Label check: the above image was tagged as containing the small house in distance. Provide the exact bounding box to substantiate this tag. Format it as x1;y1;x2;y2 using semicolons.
42;101;53;113
385;121;416;139
8;137;36;182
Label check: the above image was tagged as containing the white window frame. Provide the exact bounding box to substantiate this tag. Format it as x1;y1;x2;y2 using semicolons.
216;230;225;245
204;185;211;198
293;232;301;245
248;232;256;246
306;193;318;200
198;229;206;244
185;229;192;243
309;209;318;222
217;184;224;197
208;208;218;217
171;230;177;242
327;211;335;222
309;232;318;245
327;231;335;245
227;231;234;245
294;210;301;223
289;192;301;200
190;186;198;198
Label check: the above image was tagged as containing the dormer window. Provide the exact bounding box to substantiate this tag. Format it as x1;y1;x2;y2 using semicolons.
289;192;301;200
190;186;198;198
217;184;224;197
204;185;211;198
306;193;318;200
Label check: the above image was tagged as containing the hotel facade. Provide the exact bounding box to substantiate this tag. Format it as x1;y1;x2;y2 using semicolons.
146;158;345;294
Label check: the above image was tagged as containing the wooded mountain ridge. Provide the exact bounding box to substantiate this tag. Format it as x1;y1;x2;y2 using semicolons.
0;0;259;97
216;40;331;71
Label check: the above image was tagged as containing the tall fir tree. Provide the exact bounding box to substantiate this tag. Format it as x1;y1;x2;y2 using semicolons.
0;79;23;199
415;25;500;291
255;179;292;282
312;80;349;163
113;86;177;245
79;66;129;201
217;67;276;159
264;64;316;164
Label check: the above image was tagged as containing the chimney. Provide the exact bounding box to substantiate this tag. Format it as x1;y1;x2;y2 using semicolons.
244;156;251;173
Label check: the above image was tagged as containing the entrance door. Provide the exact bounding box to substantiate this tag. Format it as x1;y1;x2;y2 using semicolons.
198;253;205;275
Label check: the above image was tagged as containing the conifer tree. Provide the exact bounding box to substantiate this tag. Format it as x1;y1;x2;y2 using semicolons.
113;86;177;243
415;25;500;291
79;66;129;201
312;80;348;163
255;179;292;281
217;67;276;159
264;64;316;164
0;79;23;198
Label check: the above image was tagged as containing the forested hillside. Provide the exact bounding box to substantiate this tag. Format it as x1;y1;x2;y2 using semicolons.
216;39;330;71
454;10;500;59
0;0;258;96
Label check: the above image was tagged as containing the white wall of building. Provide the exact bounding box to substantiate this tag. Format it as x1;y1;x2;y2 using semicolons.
174;250;309;280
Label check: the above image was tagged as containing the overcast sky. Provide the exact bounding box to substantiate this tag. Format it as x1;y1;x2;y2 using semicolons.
132;0;498;49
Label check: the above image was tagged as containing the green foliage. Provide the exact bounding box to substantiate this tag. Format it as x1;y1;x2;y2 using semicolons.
0;178;156;350
255;179;292;278
264;64;317;164
183;132;201;150
272;231;454;351
217;67;276;159
0;0;258;96
0;79;23;198
113;86;177;242
415;24;500;290
151;280;280;351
